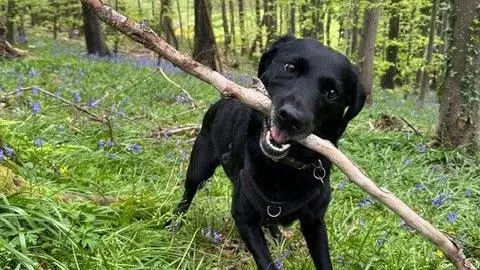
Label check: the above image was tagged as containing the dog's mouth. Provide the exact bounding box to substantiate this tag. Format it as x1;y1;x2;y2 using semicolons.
259;118;291;160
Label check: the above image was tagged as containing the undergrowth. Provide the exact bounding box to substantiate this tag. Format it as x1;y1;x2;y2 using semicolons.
0;38;479;269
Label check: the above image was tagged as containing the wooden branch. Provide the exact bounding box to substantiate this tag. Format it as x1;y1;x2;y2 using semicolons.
79;1;477;269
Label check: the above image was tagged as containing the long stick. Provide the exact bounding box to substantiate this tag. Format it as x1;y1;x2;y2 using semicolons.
79;1;476;269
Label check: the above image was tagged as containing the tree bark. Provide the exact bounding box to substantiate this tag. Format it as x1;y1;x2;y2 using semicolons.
6;0;15;44
175;0;185;47
228;0;235;46
436;0;479;149
288;1;295;35
350;1;360;57
75;2;479;268
418;0;439;104
81;2;111;56
193;0;217;70
221;0;231;58
264;0;277;47
160;0;179;49
325;8;331;46
380;0;401;89
249;0;263;57
357;1;380;106
238;0;246;54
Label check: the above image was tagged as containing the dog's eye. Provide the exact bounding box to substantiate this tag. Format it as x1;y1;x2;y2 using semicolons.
326;89;337;99
283;63;296;73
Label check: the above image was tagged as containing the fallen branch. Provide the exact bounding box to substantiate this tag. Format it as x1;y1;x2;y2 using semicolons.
79;1;476;269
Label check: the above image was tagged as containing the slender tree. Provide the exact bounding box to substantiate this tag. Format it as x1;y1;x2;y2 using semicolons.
249;0;263;57
350;1;360;56
264;0;277;47
81;2;111;56
193;0;217;70
160;0;179;49
288;1;296;35
380;0;401;89
221;0;231;58
228;0;235;45
436;0;479;148
357;0;380;105
6;0;15;44
418;0;439;104
238;0;246;54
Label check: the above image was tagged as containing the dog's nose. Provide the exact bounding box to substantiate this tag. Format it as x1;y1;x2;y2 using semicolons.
277;104;304;131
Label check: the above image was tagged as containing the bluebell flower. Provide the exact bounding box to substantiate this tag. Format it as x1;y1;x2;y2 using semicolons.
32;102;40;114
105;140;114;147
414;182;426;190
359;218;366;227
0;149;3;161
358;198;374;207
73;92;81;103
403;158;412;165
432;193;448;208
2;145;14;156
376;231;388;248
127;144;142;154
28;69;37;77
337;180;348;190
15;87;22;96
174;94;192;104
447;211;457;223
279;250;291;259
118;108;125;117
34;138;45;147
31;86;39;95
202;228;223;244
87;99;98;108
465;188;473;198
98;140;106;149
273;260;283;269
415;143;427;154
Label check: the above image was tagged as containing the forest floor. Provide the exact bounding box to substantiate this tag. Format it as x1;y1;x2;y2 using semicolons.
0;37;479;270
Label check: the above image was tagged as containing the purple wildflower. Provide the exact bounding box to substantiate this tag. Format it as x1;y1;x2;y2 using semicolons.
28;69;37;77
202;228;223;244
87;99;98;108
32;102;40;114
376;231;388;248
273;260;283;269
73;92;81;103
0;149;3;161
465;189;473;198
2;145;14;157
15;87;22;96
432;193;448;208
174;94;192;104
31;86;40;95
447;211;458;223
358;198;374;207
414;182;426;190
34;138;45;147
415;143;427;154
118;108;125;117
337;180;348;190
337;255;345;266
403;158;412;165
127;144;142;154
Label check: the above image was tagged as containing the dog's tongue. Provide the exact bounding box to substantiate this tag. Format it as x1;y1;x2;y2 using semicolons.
270;126;288;144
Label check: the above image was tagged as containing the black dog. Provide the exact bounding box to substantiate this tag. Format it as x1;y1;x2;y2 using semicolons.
170;36;365;269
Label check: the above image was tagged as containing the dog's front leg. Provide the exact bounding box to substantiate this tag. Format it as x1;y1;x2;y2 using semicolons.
299;216;332;270
235;219;278;270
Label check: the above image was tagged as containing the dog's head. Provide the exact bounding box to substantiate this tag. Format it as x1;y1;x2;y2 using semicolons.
258;36;365;158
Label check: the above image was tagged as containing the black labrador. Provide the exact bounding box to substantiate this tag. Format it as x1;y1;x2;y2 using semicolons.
169;36;365;269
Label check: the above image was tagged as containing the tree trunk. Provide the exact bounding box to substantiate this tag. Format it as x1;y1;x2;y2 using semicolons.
6;0;15;44
288;1;295;35
193;0;217;70
380;0;401;89
325;8;331;46
238;0;246;54
418;0;439;104
350;1;360;57
81;2;111;56
357;1;380;106
436;0;479;149
228;0;236;48
313;0;324;41
160;0;179;49
221;0;231;58
264;0;277;47
249;0;263;57
137;0;142;16
175;0;185;47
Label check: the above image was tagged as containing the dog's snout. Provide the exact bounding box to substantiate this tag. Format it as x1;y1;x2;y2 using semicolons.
277;104;304;131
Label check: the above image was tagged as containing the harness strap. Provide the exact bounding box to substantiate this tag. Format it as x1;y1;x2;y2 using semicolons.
240;169;321;222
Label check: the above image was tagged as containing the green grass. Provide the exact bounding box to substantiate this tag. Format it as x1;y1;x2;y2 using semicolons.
1;37;479;270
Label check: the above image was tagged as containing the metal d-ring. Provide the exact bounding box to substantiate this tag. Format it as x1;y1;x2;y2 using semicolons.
266;206;282;218
313;159;326;184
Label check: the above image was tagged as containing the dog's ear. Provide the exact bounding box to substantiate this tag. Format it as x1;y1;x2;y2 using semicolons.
337;72;366;137
257;35;296;77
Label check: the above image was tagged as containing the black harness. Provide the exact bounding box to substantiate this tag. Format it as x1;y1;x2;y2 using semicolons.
240;167;322;223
